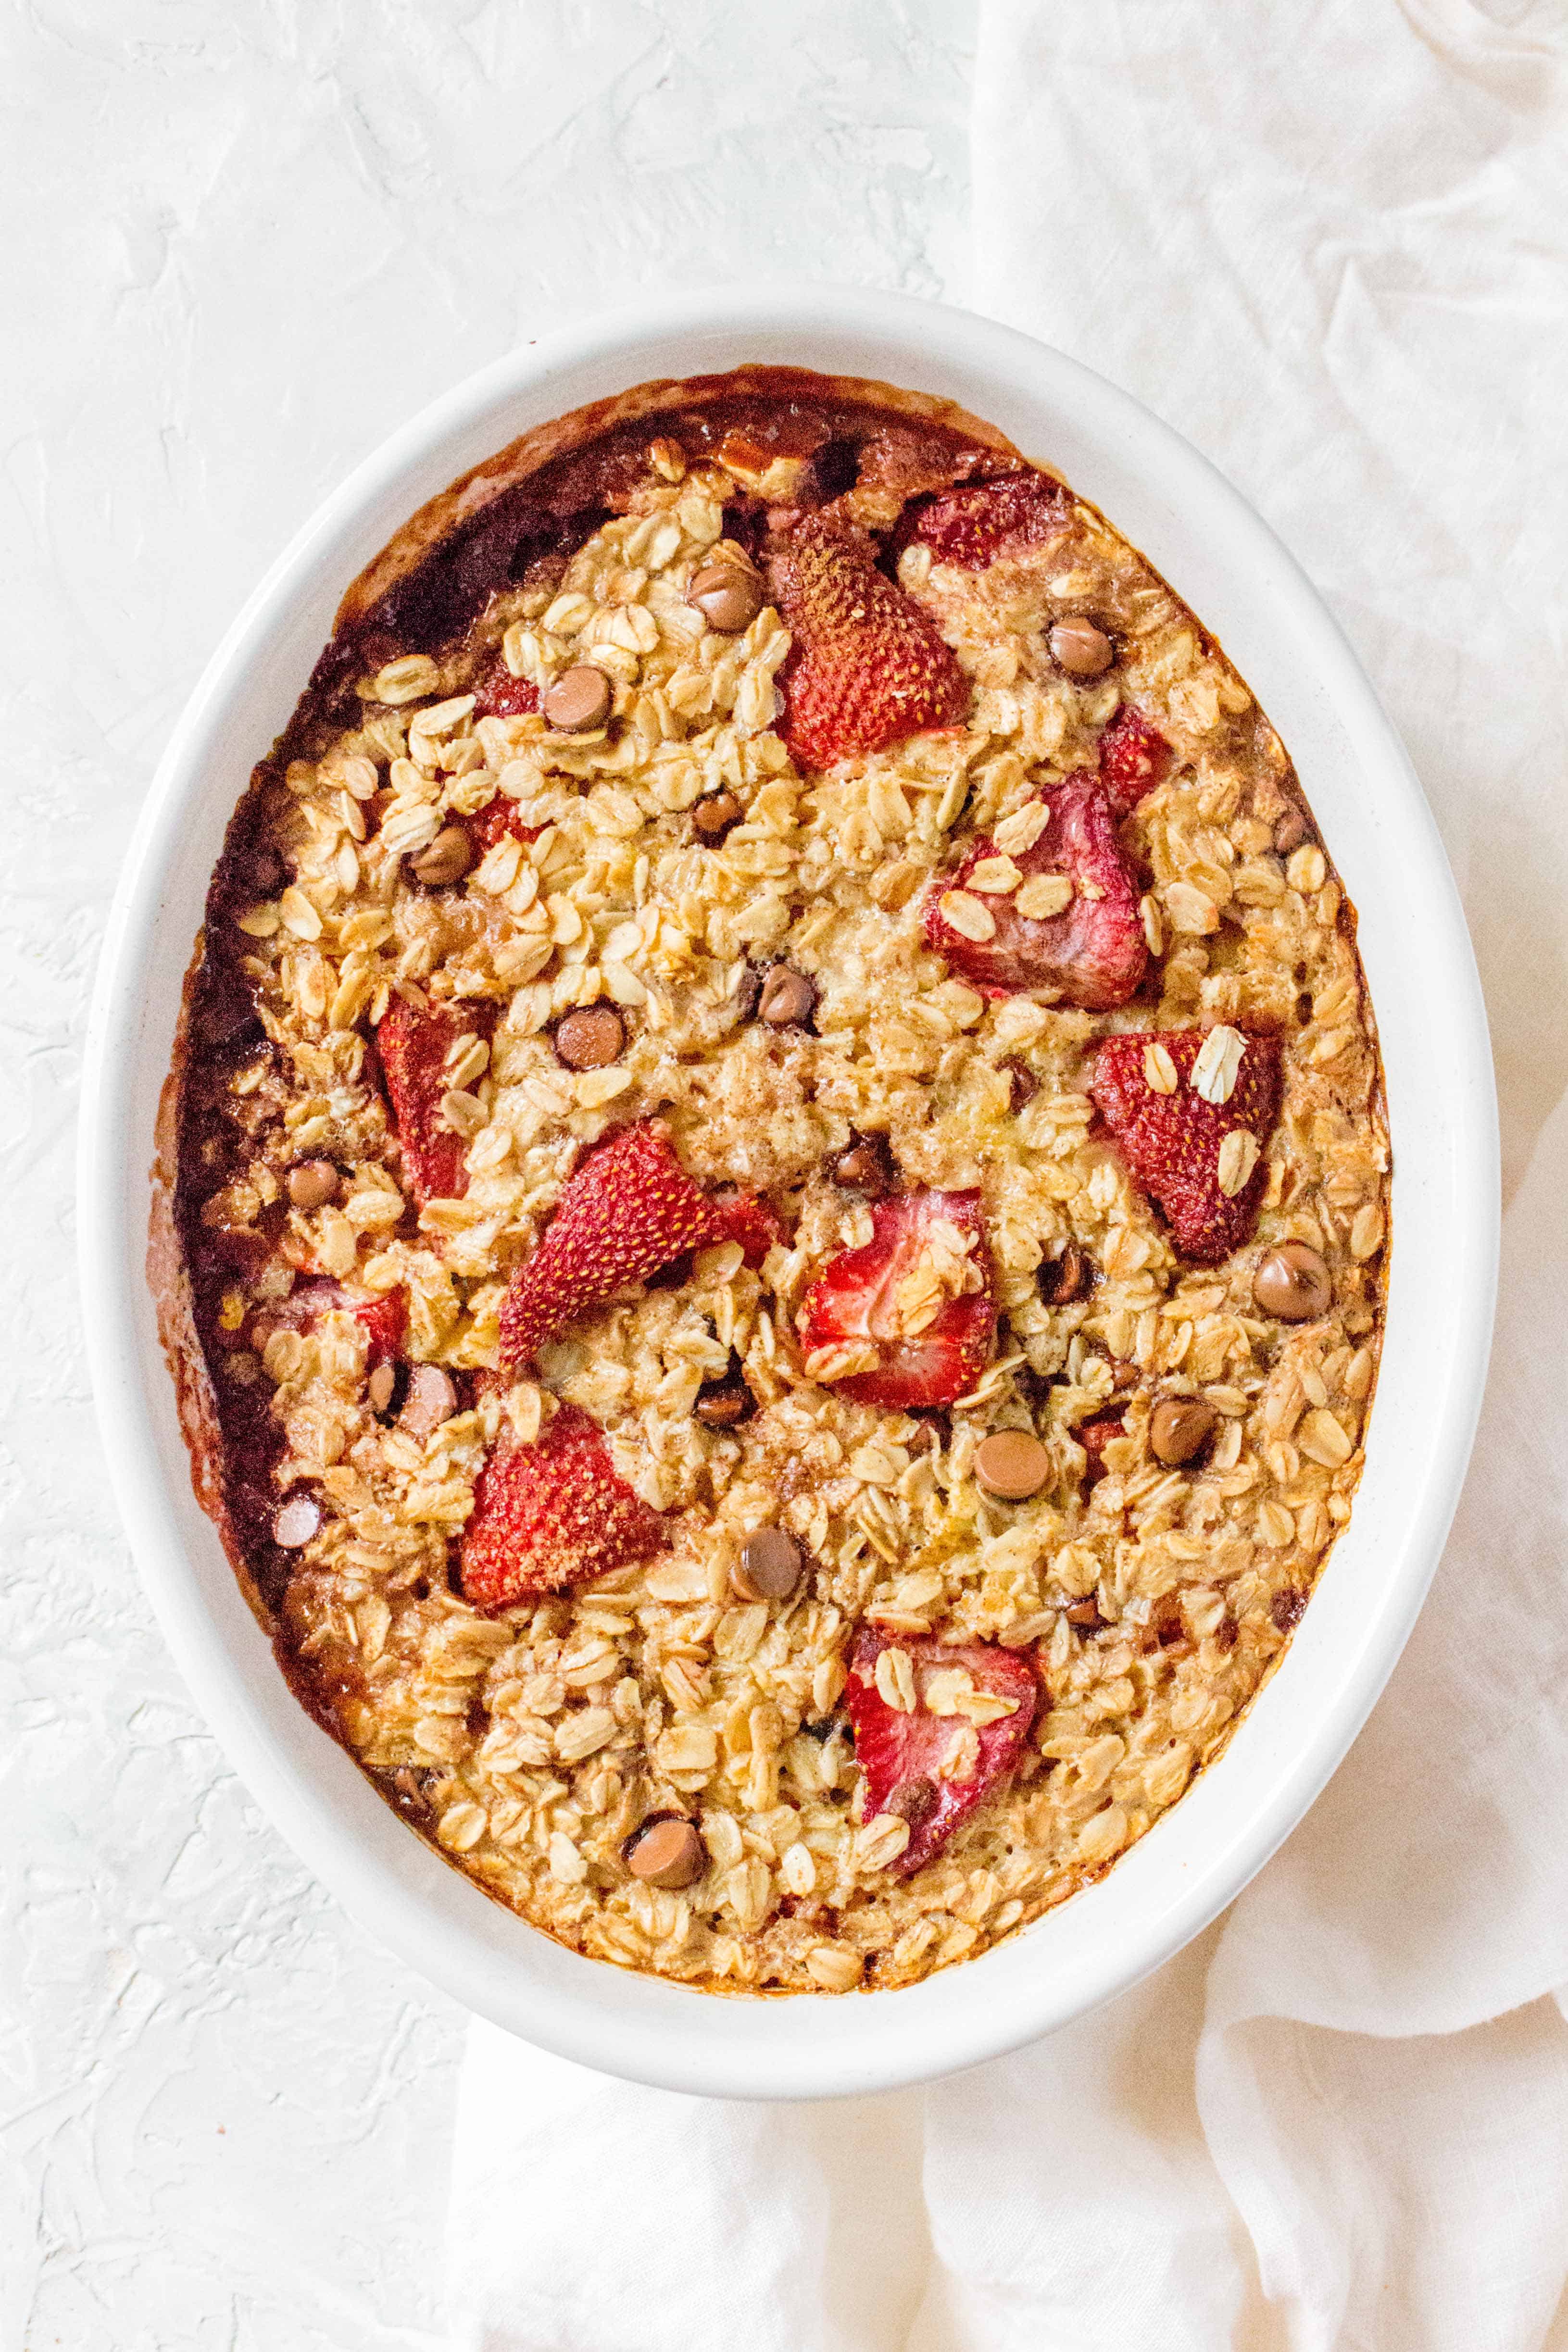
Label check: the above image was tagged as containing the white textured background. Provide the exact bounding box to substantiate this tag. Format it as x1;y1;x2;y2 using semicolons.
0;5;974;2345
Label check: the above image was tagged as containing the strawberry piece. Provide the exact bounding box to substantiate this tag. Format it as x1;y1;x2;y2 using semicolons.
460;1403;667;1609
500;1120;719;1365
1077;1408;1125;1487
909;472;1069;570
845;1629;1039;1877
1097;703;1172;817
703;1188;788;1269
471;659;540;721
1091;1027;1283;1262
376;998;490;1205
923;775;1146;1009
799;1189;994;1410
255;1280;405;1365
467;794;542;855
765;514;969;771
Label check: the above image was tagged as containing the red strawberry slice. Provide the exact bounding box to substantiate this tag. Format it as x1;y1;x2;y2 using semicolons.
1077;1407;1125;1487
908;472;1070;570
1097;703;1172;817
254;1280;405;1365
499;1120;720;1365
765;514;970;771
376;998;492;1205
471;659;540;721
799;1189;994;1410
703;1188;788;1269
845;1629;1039;1877
923;775;1146;1009
460;1402;667;1609
1091;1027;1283;1262
467;794;542;855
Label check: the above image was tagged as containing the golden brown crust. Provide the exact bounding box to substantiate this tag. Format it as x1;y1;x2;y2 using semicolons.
334;367;1018;634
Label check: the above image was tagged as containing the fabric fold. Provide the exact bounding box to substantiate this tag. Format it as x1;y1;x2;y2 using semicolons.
451;3;1568;2342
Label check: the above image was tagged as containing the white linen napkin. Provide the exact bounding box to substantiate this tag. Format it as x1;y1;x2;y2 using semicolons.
449;4;1568;2342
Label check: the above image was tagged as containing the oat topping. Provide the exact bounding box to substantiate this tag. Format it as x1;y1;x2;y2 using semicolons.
161;367;1387;1999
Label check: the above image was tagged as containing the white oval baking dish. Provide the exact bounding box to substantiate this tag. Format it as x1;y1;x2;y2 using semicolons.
78;286;1497;2100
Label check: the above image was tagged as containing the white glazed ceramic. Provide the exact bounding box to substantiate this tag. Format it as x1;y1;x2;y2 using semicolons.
79;287;1497;2101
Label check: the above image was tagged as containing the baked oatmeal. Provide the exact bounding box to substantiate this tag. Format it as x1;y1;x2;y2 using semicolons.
152;365;1388;1995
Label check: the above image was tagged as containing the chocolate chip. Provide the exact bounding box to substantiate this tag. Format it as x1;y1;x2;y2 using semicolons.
694;1370;754;1428
732;1526;803;1602
1049;618;1115;677
542;664;612;732
1149;1395;1218;1467
974;1428;1052;1500
552;1005;626;1070
1253;1240;1332;1323
273;1493;321;1549
886;1777;939;1827
1065;1599;1106;1630
1273;805;1309;856
687;560;764;633
407;824;474;887
623;1813;704;1889
757;964;816;1029
692;789;743;842
1139;1593;1188;1651
1039;1241;1090;1306
367;1362;397;1414
1003;1058;1038;1112
287;1159;340;1211
391;1764;438;1816
1271;1586;1307;1633
831;1132;892;1196
399;1364;457;1439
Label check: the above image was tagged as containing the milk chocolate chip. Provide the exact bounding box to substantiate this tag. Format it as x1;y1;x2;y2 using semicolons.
757;964;816;1028
974;1429;1052;1500
1039;1241;1090;1306
399;1364;457;1439
1253;1241;1332;1323
1149;1396;1218;1467
273;1493;321;1549
1049;618;1115;678
688;560;764;633
407;824;474;887
542;664;612;732
732;1526;803;1602
692;790;743;842
552;1005;626;1070
624;1814;704;1889
831;1133;892;1196
287;1159;340;1211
